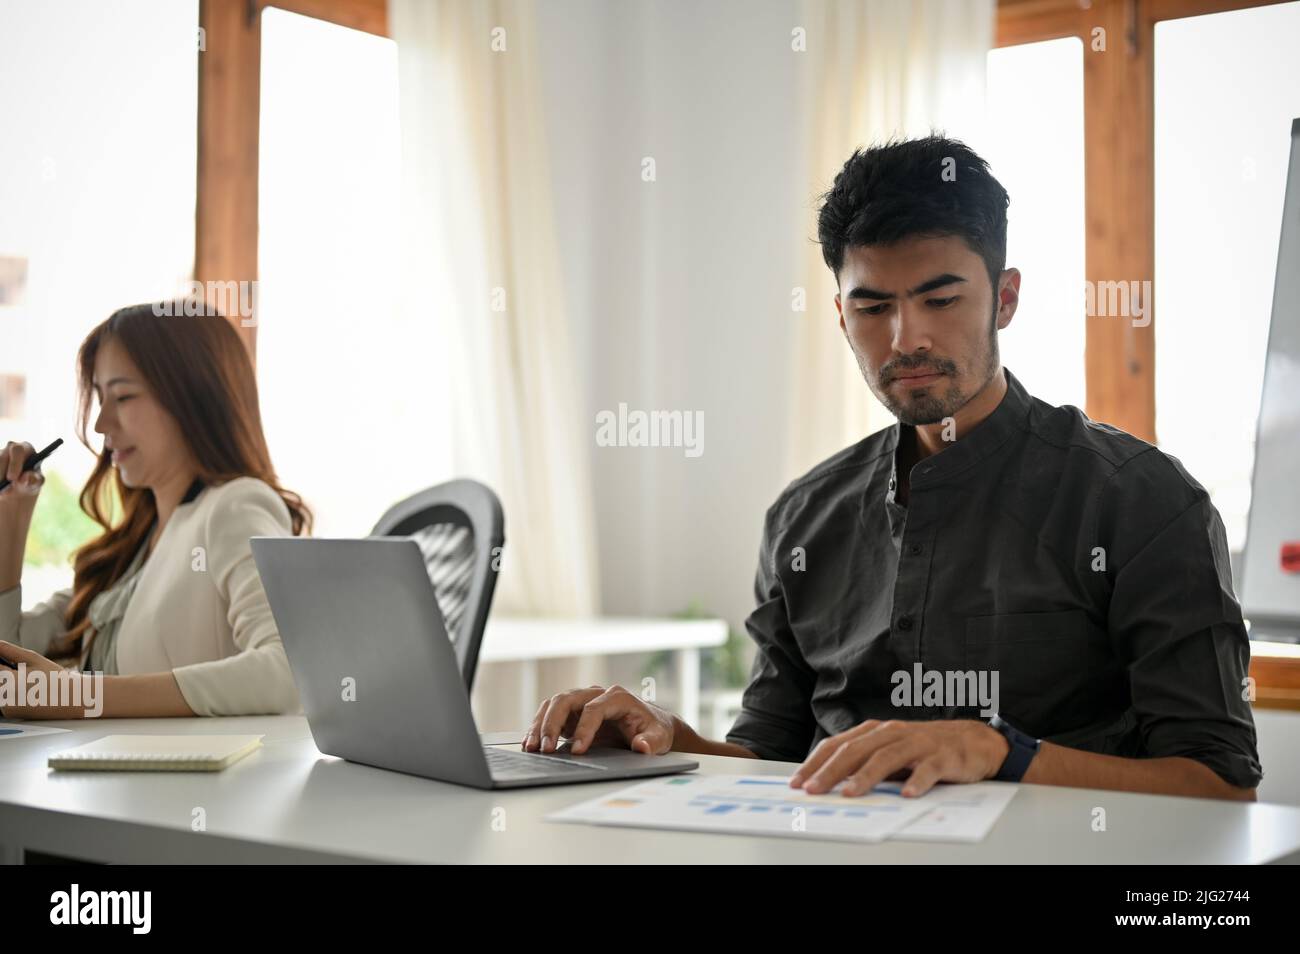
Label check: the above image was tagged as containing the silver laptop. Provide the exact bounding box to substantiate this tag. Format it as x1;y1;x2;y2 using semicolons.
250;537;699;789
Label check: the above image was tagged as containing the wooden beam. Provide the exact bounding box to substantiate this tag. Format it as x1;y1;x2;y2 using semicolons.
997;0;1293;46
1250;646;1300;711
257;0;388;37
997;0;1093;47
196;0;262;359
1081;0;1156;440
1145;0;1292;21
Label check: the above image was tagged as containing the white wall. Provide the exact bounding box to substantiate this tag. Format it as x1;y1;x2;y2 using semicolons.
536;0;811;645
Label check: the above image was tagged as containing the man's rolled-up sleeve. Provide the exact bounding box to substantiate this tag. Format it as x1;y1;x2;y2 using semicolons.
1105;464;1262;790
725;508;817;763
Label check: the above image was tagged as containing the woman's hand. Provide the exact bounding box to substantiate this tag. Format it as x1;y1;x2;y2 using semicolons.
0;440;46;511
0;641;98;720
0;441;45;591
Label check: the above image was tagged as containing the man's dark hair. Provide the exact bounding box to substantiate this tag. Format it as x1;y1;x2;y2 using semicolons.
816;135;1010;291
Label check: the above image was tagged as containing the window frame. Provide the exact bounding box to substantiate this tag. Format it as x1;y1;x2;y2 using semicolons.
194;0;1300;709
997;0;1290;439
195;0;387;360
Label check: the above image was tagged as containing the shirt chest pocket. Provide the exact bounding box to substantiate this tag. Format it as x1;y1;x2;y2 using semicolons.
964;609;1103;737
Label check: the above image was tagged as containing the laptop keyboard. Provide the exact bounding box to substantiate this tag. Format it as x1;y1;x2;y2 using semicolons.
484;746;609;780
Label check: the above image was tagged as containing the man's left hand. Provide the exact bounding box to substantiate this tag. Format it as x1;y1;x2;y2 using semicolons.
789;719;1011;797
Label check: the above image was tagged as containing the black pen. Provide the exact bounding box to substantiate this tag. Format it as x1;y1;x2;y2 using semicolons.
0;438;63;493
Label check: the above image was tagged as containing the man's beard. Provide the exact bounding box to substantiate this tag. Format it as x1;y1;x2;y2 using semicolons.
854;307;1000;426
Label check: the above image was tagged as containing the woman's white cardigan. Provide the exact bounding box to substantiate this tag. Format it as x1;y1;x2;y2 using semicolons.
0;477;301;716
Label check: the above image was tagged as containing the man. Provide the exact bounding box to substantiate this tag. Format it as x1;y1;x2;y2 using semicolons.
523;136;1261;801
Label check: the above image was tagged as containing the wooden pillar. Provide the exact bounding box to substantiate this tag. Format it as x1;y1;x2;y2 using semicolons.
1081;0;1157;441
196;0;262;360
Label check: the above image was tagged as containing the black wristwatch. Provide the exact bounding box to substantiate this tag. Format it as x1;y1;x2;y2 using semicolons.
988;713;1040;782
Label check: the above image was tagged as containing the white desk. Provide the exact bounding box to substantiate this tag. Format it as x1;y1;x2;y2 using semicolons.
2;716;1300;864
479;617;728;728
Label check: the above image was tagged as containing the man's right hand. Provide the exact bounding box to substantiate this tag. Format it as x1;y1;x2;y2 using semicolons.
522;684;679;756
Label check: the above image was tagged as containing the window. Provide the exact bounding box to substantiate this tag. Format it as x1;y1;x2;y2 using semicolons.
1153;0;1300;550
0;0;199;595
257;8;452;537
984;37;1087;410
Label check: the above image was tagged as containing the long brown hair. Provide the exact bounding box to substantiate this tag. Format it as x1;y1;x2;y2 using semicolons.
55;303;311;658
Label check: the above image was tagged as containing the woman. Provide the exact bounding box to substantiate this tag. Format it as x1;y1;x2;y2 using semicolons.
0;303;311;718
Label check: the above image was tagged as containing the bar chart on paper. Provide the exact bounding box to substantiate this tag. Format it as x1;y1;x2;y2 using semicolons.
547;775;1019;844
548;775;927;843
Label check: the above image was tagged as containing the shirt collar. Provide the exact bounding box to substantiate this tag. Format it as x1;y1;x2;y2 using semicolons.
886;366;1031;500
179;477;206;506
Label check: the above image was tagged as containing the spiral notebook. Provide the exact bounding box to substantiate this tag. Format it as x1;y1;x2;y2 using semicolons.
48;735;263;772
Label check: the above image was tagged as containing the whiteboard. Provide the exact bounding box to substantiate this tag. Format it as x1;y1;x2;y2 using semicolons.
1241;117;1300;640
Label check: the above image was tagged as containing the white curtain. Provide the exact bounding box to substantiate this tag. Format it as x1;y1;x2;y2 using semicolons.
788;0;996;477
391;0;602;728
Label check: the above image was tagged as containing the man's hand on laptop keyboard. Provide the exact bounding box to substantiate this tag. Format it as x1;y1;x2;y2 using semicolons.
522;685;677;756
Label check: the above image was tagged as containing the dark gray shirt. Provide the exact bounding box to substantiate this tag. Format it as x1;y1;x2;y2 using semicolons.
726;368;1262;789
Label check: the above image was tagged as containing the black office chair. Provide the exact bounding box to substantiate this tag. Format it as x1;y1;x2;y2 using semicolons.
370;479;505;691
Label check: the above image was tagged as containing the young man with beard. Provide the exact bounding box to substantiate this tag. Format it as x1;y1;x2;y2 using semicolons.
523;136;1261;802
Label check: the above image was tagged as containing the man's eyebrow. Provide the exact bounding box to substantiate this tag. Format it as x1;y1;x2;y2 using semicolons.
845;285;893;301
909;273;967;296
845;273;968;300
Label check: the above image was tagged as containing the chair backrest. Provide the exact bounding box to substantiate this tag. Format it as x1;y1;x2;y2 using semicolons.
370;479;504;690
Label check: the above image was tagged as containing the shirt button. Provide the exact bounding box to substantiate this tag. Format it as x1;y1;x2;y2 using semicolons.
897;615;914;632
907;543;922;556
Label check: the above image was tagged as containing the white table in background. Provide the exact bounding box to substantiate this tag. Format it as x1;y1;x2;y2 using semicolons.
479;617;728;728
2;716;1300;864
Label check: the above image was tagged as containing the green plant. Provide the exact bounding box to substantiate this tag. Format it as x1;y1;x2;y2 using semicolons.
23;470;103;568
647;601;750;690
